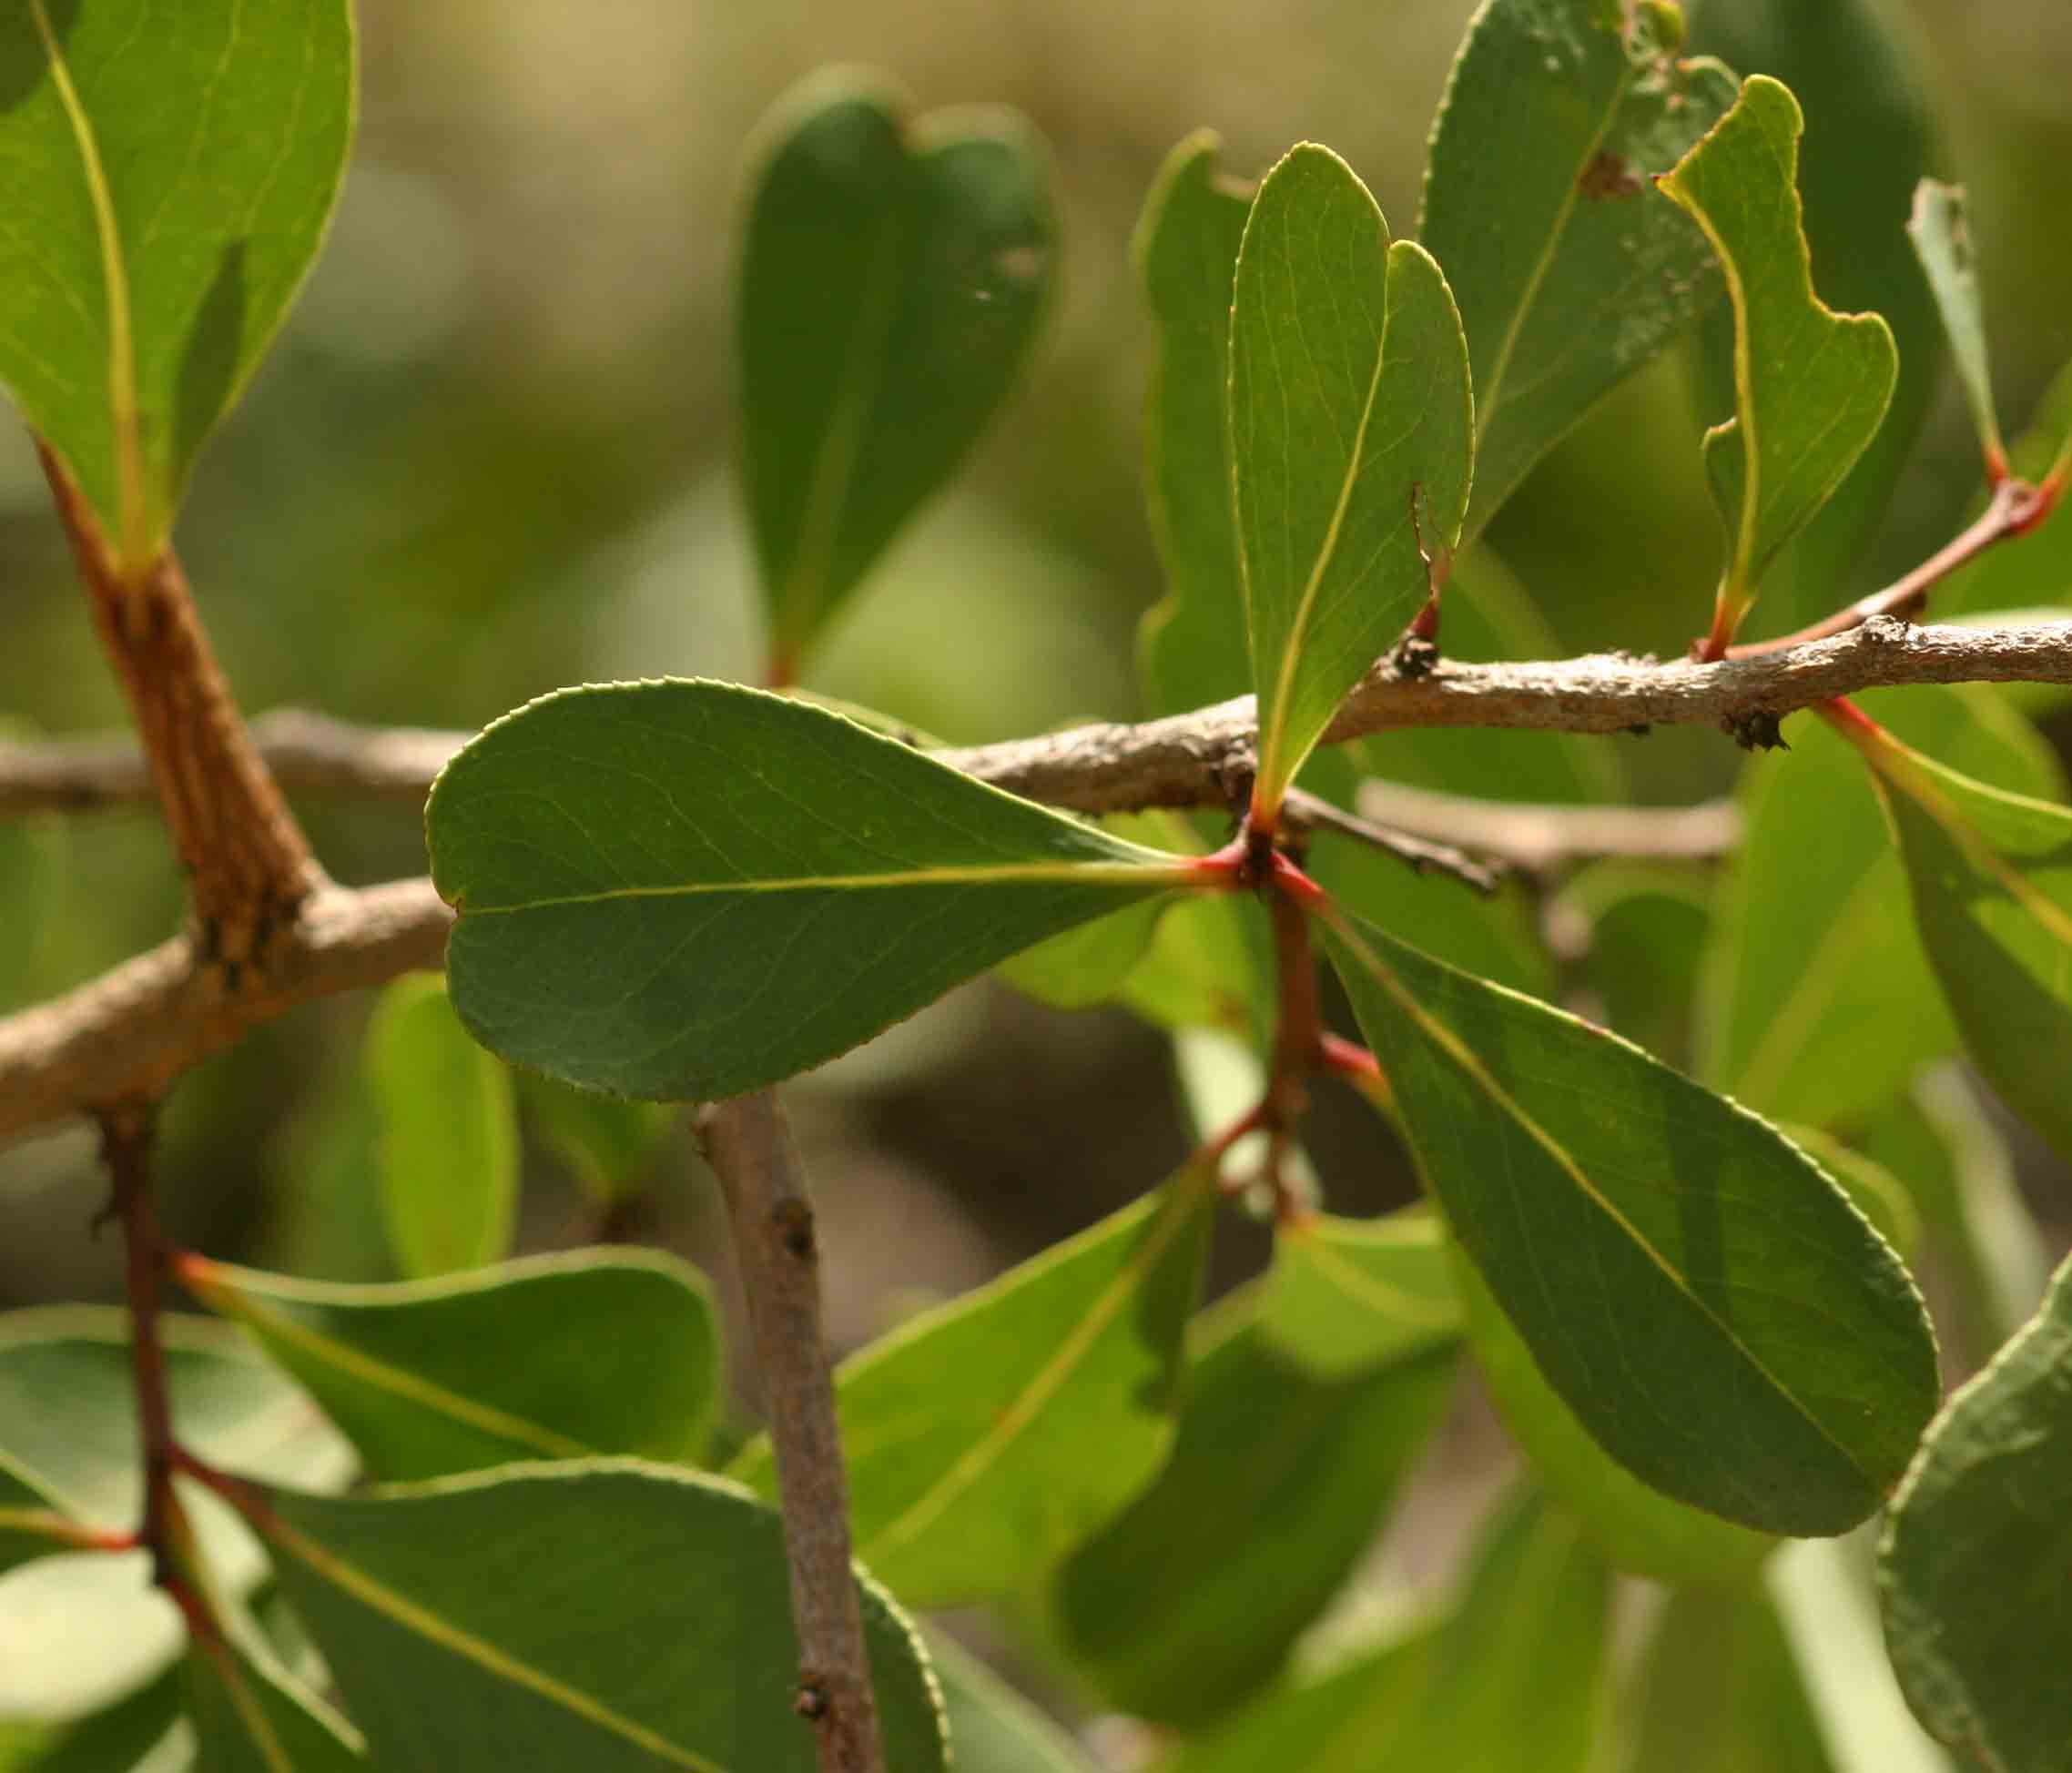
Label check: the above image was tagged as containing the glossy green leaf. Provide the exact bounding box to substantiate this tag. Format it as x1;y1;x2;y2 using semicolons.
1136;132;1255;717
517;1076;675;1203
1326;910;1938;1535
1908;180;2004;471
1556;864;1711;1071
259;1461;946;1772
184;1641;364;1771
1154;1626;1437;1773
1659;76;1898;634
1449;1243;1773;1586
1119;890;1271;1041
1230;144;1473;816
928;1632;1100;1773
429;680;1195;1100
1686;0;1940;636
1623;1586;1834;1773
1779;1125;1920;1262
365;973;518;1278
739;71;1052;675
734;1163;1214;1606
1420;0;1733;538
183;1249;720;1480
1882;1249;2072;1773
0;0;353;565
997;815;1183;1009
1850;715;2072;1165
1698;684;2059;1130
1051;1212;1458;1727
0;1666;183;1773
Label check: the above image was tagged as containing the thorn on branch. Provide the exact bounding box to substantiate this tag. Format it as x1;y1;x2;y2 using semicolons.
1722;709;1790;753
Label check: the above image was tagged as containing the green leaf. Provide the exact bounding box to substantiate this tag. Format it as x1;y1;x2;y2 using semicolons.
1685;0;1941;636
0;1666;183;1773
1777;1125;1921;1262
1153;1626;1437;1773
184;1640;364;1771
1449;1242;1773;1586
1942;361;2072;616
0;1453;92;1578
1698;684;2058;1129
739;71;1052;677
1848;714;2072;1166
1326;910;1938;1535
1136;132;1255;717
365;973;518;1278
429;680;1195;1100
182;1249;721;1480
0;0;353;566
734;1162;1214;1607
1622;1586;1835;1773
1230;144;1473;817
1908;180;2005;472
0;1309;351;1532
1658;76;1898;636
1050;1212;1458;1727
1555;863;1711;1071
1419;0;1734;538
1882;1249;2072;1773
257;1461;947;1772
1394;1489;1611;1773
996;816;1182;1009
927;1632;1101;1773
1121;888;1274;1043
516;1076;675;1203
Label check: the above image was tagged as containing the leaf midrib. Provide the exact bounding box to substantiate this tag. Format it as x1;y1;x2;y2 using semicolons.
1329;917;1873;1486
31;0;143;565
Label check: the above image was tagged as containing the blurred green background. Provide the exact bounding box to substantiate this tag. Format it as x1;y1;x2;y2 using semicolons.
3;0;2069;1373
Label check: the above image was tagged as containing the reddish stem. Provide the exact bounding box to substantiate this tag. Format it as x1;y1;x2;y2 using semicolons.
1317;1034;1381;1083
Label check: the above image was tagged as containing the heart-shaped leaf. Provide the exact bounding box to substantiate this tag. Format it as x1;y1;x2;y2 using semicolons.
428;681;1196;1100
1881;1249;2072;1773
1420;0;1734;539
181;1249;721;1480
1135;132;1255;716
1050;1211;1458;1727
740;72;1052;678
364;974;518;1279
1841;706;2072;1166
1909;180;2005;475
1659;76;1897;643
1325;910;1938;1535
257;1461;948;1772
184;1640;366;1770
1230;144;1472;823
732;1162;1214;1607
0;0;353;567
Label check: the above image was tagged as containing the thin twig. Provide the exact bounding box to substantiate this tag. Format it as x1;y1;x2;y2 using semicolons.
696;1093;883;1773
7;620;2071;826
1281;786;1503;892
1354;780;1742;874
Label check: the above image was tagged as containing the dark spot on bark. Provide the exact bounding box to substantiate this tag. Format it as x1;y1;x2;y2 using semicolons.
774;1198;817;1261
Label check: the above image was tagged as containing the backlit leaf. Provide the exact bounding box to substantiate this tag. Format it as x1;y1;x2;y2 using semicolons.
0;1454;90;1579
429;681;1195;1100
1908;180;2004;473
183;1250;721;1480
259;1461;947;1772
1420;0;1733;537
1327;910;1938;1535
1231;144;1472;818
365;974;518;1279
1659;76;1898;638
0;1665;183;1773
740;71;1052;677
516;1076;675;1204
1136;132;1255;717
1050;1211;1458;1726
734;1163;1215;1608
928;1631;1101;1773
1881;1249;2072;1773
1846;711;2072;1165
0;0;353;565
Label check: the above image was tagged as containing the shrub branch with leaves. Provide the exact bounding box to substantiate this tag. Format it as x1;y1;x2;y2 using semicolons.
3;0;2071;1769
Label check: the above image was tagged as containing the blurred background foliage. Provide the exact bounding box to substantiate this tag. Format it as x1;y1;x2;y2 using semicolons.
2;0;2068;1487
